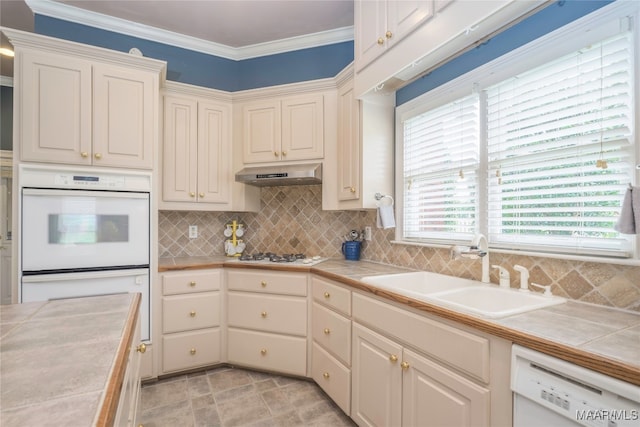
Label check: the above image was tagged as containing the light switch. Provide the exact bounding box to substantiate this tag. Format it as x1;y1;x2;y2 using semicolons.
189;225;198;239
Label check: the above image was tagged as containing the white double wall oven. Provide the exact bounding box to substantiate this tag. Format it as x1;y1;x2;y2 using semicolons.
19;165;151;341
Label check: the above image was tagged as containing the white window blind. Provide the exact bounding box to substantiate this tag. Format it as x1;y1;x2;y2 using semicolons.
486;32;634;256
403;94;480;242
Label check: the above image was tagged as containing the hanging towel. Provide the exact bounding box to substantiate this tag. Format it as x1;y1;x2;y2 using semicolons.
376;196;396;229
614;186;639;234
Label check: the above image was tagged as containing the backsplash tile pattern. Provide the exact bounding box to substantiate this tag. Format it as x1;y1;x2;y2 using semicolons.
159;185;640;312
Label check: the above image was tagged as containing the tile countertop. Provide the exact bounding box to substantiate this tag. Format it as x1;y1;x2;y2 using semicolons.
160;257;640;385
0;293;141;426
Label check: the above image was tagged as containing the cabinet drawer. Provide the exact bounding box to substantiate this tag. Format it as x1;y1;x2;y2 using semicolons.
312;302;351;365
162;270;222;295
163;292;220;333
312;277;351;315
227;328;307;376
227;292;307;336
312;342;351;415
352;293;489;383
227;270;307;296
162;328;220;373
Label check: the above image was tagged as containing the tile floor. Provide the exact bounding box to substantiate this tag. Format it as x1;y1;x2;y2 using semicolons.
138;366;356;427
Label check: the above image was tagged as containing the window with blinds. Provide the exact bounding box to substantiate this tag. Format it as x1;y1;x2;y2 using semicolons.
399;21;636;258
486;32;633;256
403;95;479;243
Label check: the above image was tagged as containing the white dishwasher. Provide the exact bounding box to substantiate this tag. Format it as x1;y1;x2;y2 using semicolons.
511;345;639;427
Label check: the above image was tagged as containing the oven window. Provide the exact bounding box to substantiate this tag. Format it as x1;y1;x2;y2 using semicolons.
48;214;129;244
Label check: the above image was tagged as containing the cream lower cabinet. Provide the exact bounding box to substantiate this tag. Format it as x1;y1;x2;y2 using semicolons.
160;269;222;374
351;292;503;427
114;306;143;427
226;269;308;376
7;30;164;169
310;277;352;414
162;82;232;209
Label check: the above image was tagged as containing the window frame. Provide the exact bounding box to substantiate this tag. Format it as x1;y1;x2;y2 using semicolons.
394;1;640;262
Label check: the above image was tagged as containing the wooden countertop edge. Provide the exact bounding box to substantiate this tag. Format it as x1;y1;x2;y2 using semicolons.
95;293;141;427
312;269;640;386
159;262;226;272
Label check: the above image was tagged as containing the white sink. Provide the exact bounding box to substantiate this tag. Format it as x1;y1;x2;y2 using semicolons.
361;271;566;318
361;271;478;296
426;286;566;318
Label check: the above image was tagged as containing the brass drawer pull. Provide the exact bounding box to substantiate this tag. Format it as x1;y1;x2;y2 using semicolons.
190;311;196;317
190;348;197;355
261;281;267;287
323;328;331;335
261;311;268;318
323;372;330;379
260;348;267;355
199;192;205;198
94;153;102;160
189;281;196;287
401;361;410;370
80;151;89;158
377;37;384;45
323;292;330;299
389;354;398;363
136;343;146;353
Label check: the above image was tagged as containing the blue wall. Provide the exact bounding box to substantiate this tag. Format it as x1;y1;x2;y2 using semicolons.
34;15;354;92
396;0;615;106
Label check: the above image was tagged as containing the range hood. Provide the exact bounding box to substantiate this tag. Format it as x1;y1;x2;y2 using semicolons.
235;163;322;187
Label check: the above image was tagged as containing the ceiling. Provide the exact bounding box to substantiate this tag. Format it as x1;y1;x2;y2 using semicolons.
0;0;354;78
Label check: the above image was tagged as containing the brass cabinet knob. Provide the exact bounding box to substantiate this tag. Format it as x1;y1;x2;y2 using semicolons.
94;153;102;160
282;151;287;156
323;292;330;299
323;328;331;335
377;37;384;45
260;348;267;355
189;281;196;287
323;372;330;379
80;151;89;158
189;192;196;197
261;311;268;318
261;281;267;287
389;354;398;363
401;361;410;370
199;192;205;198
136;343;146;353
190;348;197;355
190;311;196;317
386;30;393;39
350;187;356;193
274;151;279;157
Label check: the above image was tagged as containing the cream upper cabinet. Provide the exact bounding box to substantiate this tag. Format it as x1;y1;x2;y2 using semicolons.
162;84;231;208
355;0;434;72
324;67;394;211
242;94;324;163
14;40;162;169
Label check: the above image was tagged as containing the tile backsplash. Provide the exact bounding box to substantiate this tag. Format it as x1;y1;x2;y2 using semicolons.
159;185;640;312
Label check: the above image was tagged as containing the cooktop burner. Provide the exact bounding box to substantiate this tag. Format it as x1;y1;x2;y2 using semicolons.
236;252;324;265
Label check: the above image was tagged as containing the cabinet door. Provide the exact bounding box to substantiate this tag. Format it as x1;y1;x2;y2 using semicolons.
402;348;490;427
281;94;324;161
197;101;230;203
93;63;155;169
386;1;433;49
352;323;402;427
355;0;387;71
337;80;360;201
243;100;281;163
163;95;198;202
20;51;92;165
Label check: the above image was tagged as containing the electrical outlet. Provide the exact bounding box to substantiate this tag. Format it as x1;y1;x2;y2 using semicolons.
189;225;198;239
364;226;372;241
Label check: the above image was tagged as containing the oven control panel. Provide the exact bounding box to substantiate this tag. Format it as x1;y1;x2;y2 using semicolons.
55;174;126;188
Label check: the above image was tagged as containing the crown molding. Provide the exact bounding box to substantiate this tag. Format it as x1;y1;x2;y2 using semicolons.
25;0;354;61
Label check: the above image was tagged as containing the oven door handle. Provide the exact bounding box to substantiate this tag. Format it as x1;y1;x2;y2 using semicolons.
22;268;150;283
22;188;149;199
